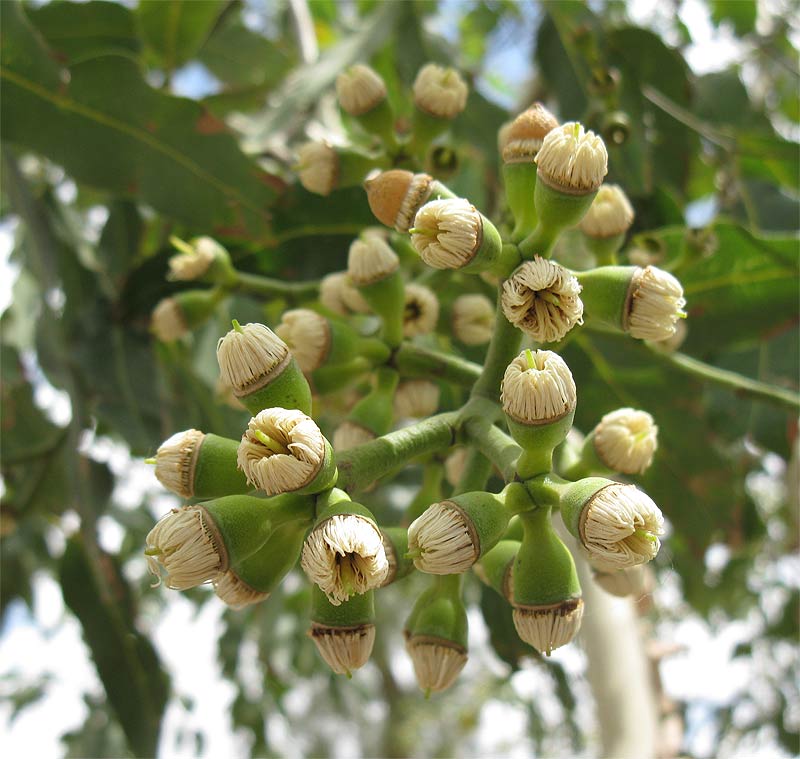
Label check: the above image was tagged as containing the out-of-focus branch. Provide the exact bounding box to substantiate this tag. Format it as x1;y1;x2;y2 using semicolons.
288;0;318;64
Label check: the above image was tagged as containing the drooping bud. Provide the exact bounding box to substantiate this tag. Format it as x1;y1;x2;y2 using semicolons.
151;289;222;342
452;293;494;345
444;447;469;488
300;499;389;605
559;477;665;571
393;379;440;419
592;564;653;598
579;184;634;239
576;265;686;342
501;349;576;475
475;539;518;599
412;63;468;121
296;141;375;196
501;257;584;343
407;490;510;575
217;321;312;415
333;421;376;452
404;574;468;694
403;283;439;337
237;408;335;497
411;198;503;274
511;507;583;656
214;518;310;608
275;308;329;374
152;429;249;499
309;585;376;676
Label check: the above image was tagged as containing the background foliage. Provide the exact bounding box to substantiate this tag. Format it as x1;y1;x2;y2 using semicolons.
1;0;798;757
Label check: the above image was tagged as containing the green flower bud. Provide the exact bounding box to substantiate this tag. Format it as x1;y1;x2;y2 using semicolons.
214;518;310;609
150;430;250;500
475;539;518;598
365;170;457;232
216;321;312;416
145;493;313;590
404;574;468;694
559;478;665;572
309;586;375;677
296;141;378;196
500;349;577;477
578;185;634;266
167;235;236;285
511;507;583;656
151;288;223;342
237;408;337;496
576;265;687;342
301;500;389;605
407;489;511;575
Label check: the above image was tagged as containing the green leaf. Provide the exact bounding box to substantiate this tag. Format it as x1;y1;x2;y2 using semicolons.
479;584;528;669
678;223;799;353
97;200;145;284
60;535;170;758
25;0;140;65
710;0;756;35
137;0;226;73
1;2;280;241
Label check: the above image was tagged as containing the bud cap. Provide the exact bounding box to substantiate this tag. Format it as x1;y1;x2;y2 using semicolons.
594;408;658;474
579;184;634;238
501;349;577;425
536;121;608;194
626;266;687;341
413;63;468;119
411;198;481;270
275;309;330;374
336;64;387;116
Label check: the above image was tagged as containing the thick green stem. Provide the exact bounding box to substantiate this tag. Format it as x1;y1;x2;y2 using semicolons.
645;345;800;412
336;413;458;491
392;342;481;387
462;414;521;483
453;448;493;495
525;472;571;509
518;221;559;258
233;270;319;300
470;292;523;402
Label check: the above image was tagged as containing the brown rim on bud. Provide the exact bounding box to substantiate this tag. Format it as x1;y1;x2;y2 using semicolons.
502;103;559;163
512;597;584;655
407;500;480;575
154;429;205;498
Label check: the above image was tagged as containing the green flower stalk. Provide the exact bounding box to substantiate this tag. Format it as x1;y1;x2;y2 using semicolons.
556;477;665;571
214;518;310;609
216;321;312;415
347;232;405;347
300;498;389;605
406;485;526;575
275;308;390;376
500;349;577;478
145;493;313;590
578;184;635;266
404;574;468;695
335;64;395;145
500;257;584;343
511;507;583;656
296;141;379;196
237;408;337;496
576;265;686;341
340;367;400;440
150;429;249;499
365;169;457;233
167;235;236;285
475;539;519;598
151;288;224;342
501;103;559;241
519;122;608;258
309;586;376;677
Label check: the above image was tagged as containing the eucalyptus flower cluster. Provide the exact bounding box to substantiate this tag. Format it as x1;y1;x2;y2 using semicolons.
143;63;684;693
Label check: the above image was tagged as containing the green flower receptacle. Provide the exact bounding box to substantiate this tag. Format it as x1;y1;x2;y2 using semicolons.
512;507;581;607
357;271;406;348
405;575;468;648
477;539;519;598
347;367;399;436
558;476;614;541
503;162;538;241
506;410;575;479
575;266;637;333
238;355;313;416
311;585;375;627
449;490;511;560
294;438;338;496
192;434;251;498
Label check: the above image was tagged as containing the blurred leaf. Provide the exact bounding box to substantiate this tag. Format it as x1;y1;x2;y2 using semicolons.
26;0;141;64
1;2;280;241
60;535;169;758
97;200;145;285
137;0;226;72
710;0;756;36
479;584;527;669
